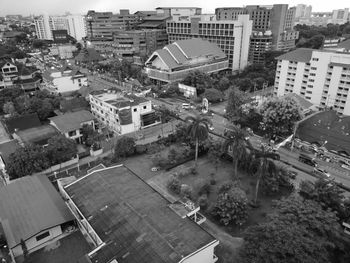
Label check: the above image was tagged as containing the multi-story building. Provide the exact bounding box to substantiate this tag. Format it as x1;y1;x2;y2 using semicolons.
93;29;168;61
34;14;86;40
85;10;140;41
145;38;229;83
89;90;160;135
331;8;349;25
216;5;299;64
166;15;252;71
297;12;332;26
295;4;312;20
156;6;202;18
274;48;350;115
249;31;273;64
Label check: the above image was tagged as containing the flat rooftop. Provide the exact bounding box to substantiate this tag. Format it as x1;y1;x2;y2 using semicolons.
65;165;216;263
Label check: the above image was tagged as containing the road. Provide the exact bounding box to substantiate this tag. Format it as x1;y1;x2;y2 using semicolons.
154;97;350;191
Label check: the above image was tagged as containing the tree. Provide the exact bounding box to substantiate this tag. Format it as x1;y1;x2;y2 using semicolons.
7;144;50;180
260;96;303;137
45;135;77;165
212;182;248;225
260;165;294;194
203;88;224;103
251;147;277;205
114;136;136;159
299;179;349;222
207;140;223;171
241;195;350;263
182;71;213;95
81;124;101;147
3;101;17;116
297;34;325;49
185;115;212;167
225;87;248;122
223;125;251;179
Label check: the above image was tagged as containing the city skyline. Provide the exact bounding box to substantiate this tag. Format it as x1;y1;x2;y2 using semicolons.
1;0;349;16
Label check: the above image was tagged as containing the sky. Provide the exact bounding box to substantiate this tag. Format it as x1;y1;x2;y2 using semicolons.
0;0;349;16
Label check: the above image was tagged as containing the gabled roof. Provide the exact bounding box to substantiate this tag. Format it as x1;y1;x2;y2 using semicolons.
49;110;95;133
0;175;74;248
275;48;314;63
5;113;41;134
65;165;216;263
283;93;313;110
147;38;227;70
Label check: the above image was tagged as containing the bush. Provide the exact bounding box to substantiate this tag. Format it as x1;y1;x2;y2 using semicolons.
180;184;193;199
189;166;197;175
198;183;211;196
135;144;147;154
210;179;216;185
212;184;248;226
167;175;181;194
114;136;136;159
198;195;209;210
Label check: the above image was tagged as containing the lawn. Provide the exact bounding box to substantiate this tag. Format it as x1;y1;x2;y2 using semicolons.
150;156;293;237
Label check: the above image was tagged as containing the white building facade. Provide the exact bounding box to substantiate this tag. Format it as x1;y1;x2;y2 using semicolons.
89;91;160;135
34;14;86;40
274;48;350;115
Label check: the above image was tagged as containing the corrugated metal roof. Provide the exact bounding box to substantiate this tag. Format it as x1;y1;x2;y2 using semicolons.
337;39;350;50
0;175;74;248
276;48;314;63
156;49;178;69
176;38;226;59
166;44;187;64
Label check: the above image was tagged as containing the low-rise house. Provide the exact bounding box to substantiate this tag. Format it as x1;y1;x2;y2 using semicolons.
42;65;87;95
60;164;219;263
49;110;95;143
89;89;160;135
0;175;75;260
145;38;229;84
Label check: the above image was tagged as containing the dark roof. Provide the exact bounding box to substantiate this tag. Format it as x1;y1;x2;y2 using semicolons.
15;125;59;146
148;38;227;70
0;175;74;248
0;140;21;165
65;165;216;263
138;21;165;28
283;93;313;110
5;113;41;134
337;39;350;50
276;48;314;63
49;110;95;133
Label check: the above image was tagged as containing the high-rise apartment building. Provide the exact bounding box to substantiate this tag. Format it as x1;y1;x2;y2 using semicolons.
85;10;141;41
295;4;312;19
216;5;299;64
34;14;86;40
166;14;252;71
331;8;349;25
274;48;350;115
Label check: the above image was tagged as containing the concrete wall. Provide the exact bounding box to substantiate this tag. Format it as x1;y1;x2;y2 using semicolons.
181;240;219;263
53;75;87;94
11;225;63;257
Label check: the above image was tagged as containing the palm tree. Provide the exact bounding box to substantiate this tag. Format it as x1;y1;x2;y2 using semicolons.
185;115;212;167
223;125;251;179
252;147;277;205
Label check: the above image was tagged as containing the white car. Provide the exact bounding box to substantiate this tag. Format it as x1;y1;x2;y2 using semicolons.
313;167;331;179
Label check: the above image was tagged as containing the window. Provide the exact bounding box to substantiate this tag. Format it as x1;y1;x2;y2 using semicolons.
312;58;319;61
36;231;50;241
143;106;147;109
68;130;77;137
133;108;137;112
311;67;317;70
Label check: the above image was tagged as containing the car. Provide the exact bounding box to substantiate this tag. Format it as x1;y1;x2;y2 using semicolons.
298;153;317;167
313;167;331;179
341;164;350;171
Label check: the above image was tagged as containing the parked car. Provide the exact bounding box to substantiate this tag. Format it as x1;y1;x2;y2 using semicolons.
313;167;331;179
298;153;317;167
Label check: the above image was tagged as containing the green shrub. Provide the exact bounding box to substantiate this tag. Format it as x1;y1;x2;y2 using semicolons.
198;183;211;196
210;179;216;185
198;195;209;210
167;175;181;194
180;184;193;199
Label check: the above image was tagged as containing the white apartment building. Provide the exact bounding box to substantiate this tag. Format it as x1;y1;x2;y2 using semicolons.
34;14;86;40
89;90;160;135
331;8;349;25
274;48;350;115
